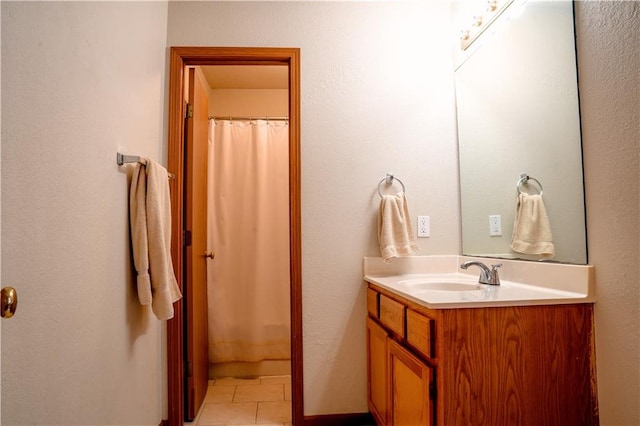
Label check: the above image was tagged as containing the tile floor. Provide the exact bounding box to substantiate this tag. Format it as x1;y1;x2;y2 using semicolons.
186;376;292;426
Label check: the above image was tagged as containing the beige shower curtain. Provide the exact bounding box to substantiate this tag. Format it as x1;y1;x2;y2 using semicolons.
207;119;291;363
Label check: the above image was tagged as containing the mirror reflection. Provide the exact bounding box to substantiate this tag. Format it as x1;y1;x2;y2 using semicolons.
454;0;587;264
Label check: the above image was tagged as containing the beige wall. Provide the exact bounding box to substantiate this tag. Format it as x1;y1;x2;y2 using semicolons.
167;1;460;416
576;2;640;425
209;89;288;117
1;2;169;424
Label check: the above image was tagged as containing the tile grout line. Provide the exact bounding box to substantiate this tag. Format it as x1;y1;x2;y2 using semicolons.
188;376;292;425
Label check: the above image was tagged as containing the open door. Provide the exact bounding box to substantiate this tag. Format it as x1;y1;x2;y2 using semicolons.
184;67;210;421
167;47;302;426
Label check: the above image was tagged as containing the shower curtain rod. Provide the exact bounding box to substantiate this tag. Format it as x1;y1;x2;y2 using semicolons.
209;116;289;121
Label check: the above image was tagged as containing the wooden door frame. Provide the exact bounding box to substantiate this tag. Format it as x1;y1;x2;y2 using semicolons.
166;46;302;426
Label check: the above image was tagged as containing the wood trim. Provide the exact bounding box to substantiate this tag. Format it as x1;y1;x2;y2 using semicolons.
167;47;186;426
287;46;304;426
303;412;376;426
167;47;302;426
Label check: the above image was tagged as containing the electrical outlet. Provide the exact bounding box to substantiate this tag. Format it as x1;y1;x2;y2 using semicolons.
489;214;502;236
418;216;430;238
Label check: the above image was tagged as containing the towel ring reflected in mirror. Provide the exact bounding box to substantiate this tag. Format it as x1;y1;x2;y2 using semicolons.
377;173;406;197
516;173;543;196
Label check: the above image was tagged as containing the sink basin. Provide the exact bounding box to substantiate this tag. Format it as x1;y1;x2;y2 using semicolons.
363;256;594;307
397;278;481;292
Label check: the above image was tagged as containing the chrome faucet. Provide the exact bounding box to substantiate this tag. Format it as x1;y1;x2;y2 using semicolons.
460;261;502;285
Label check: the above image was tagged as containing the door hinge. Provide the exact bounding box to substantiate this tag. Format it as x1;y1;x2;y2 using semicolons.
187;360;193;377
186;103;194;119
183;230;192;247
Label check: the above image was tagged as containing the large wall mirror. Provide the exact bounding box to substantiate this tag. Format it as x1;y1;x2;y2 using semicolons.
454;0;587;264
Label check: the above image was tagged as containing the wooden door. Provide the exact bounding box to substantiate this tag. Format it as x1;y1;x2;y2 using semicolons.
167;47;302;426
388;339;433;426
367;317;389;426
185;67;210;421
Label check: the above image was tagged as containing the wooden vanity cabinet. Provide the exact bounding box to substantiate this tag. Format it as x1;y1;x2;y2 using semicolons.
367;289;435;426
366;316;389;424
388;338;433;426
366;283;599;426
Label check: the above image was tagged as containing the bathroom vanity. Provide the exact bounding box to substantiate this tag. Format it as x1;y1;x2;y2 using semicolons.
364;256;598;426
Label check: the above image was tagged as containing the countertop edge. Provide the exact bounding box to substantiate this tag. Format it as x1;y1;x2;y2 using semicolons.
365;276;596;310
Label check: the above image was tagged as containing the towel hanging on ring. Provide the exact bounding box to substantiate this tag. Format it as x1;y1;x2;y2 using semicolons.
378;191;419;263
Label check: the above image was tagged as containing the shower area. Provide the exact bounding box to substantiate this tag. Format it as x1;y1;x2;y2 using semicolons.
197;65;292;380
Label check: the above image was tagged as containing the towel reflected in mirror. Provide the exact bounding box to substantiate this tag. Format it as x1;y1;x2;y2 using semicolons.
510;193;555;259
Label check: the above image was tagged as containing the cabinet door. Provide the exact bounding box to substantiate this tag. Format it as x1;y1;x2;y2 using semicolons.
367;317;388;426
388;338;433;426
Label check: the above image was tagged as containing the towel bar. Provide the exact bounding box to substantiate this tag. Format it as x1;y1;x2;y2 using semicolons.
117;152;175;180
517;173;543;196
377;173;406;197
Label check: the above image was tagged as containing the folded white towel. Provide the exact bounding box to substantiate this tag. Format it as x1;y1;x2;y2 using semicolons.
510;193;555;259
130;159;182;320
378;192;419;263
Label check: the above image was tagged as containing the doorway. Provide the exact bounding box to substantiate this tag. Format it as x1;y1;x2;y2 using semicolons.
166;47;302;426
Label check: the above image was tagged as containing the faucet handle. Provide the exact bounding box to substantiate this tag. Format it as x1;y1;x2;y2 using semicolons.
489;263;502;285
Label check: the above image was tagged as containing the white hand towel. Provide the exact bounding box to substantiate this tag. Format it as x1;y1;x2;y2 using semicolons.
130;160;182;320
378;192;419;263
510;192;555;259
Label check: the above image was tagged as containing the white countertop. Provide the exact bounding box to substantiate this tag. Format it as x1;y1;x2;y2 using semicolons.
364;256;595;309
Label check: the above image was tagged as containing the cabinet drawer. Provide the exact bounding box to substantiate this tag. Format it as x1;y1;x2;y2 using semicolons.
406;310;434;359
367;288;379;318
379;294;405;337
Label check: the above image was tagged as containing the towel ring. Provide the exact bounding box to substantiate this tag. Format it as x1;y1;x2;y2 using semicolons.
377;173;406;197
517;173;543;196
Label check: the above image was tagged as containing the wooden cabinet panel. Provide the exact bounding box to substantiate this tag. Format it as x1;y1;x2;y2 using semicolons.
380;294;405;337
406;309;433;359
366;283;597;426
367;288;379;318
439;304;598;426
367;317;388;426
388;339;432;426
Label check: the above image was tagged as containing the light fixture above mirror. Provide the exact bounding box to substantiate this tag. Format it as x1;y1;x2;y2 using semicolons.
459;0;514;50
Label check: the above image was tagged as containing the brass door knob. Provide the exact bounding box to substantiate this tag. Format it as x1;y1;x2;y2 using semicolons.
205;251;215;260
1;287;18;319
